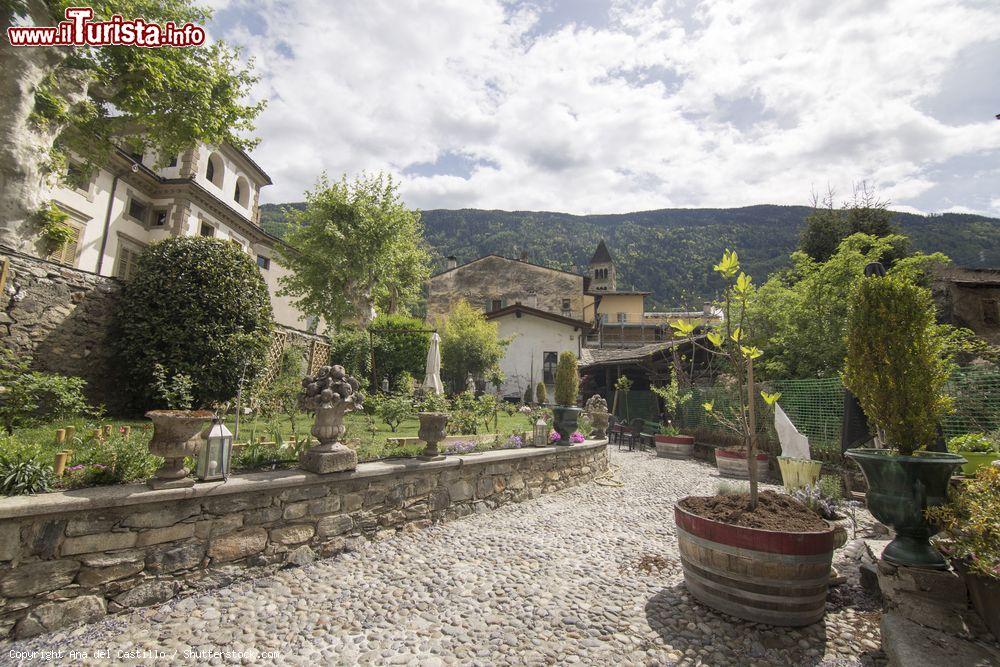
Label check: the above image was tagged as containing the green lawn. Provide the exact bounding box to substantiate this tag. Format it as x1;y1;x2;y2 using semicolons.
8;410;535;478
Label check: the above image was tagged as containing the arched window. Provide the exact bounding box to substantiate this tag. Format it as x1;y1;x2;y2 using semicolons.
233;176;251;207
205;152;224;187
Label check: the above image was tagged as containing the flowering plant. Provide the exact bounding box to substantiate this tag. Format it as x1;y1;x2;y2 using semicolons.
570;431;585;444
443;440;477;455
549;430;560;443
505;434;524;449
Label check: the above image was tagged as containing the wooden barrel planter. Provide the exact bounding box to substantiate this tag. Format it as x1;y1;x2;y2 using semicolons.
675;502;844;626
715;449;769;479
655;434;694;459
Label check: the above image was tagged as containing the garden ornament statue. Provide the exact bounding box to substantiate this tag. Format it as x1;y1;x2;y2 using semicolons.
299;365;364;473
585;394;609;440
466;373;476;394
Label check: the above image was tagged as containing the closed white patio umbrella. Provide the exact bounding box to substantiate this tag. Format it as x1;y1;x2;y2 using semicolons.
423;332;444;395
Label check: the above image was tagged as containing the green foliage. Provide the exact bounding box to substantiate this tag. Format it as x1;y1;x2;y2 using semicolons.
376;394;413;432
260;203;1000;307
415;390;450;414
17;0;263;181
370;314;431;389
256;348;304;441
278;172;431;326
523;385;533;405
535;381;548;405
799;187;908;264
947;433;998;454
926;465;1000;580
234;440;296;470
328;327;372;381
0;438;53;496
447;391;481;435
0;350;89;435
843;275;952;454
659;423;680;436
33;202;74;251
150;364;194;410
651;375;691;418
439;301;508;392
818;475;843;503
746;233;950;380
554;351;579;406
487;366;506;392
117;237;273;409
67;428;159;487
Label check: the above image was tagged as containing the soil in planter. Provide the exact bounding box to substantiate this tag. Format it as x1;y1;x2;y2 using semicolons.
680;490;828;532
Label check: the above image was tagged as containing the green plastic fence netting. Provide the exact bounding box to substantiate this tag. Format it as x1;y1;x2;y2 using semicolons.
675;367;1000;458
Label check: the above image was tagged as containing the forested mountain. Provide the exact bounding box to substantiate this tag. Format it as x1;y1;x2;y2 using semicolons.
259;203;1000;308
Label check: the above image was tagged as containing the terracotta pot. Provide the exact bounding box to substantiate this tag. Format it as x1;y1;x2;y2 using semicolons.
145;410;213;489
675;501;844;626
715;449;769;479
655;434;694;459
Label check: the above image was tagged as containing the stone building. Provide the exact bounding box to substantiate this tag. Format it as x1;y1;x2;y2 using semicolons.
933;266;1000;345
426;254;586;323
18;142;315;332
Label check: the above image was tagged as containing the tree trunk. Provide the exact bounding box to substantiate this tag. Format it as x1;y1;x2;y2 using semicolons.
746;358;759;510
0;2;88;253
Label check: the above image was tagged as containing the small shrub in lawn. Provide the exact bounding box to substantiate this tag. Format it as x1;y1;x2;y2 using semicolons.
66;428;160;487
0;438;53;496
0;350;89;435
376;393;413;432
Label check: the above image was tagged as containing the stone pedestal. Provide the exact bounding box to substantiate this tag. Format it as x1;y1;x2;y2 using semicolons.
876;559;990;638
299;443;357;474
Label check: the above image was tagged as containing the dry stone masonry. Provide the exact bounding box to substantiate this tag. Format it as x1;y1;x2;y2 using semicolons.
0;441;607;639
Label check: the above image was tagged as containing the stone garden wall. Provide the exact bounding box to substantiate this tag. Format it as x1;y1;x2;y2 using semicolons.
0;440;608;639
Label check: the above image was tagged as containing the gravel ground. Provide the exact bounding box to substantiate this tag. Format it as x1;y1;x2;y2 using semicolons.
4;448;883;666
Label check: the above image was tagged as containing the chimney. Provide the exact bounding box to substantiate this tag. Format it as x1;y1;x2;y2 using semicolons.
446;255;457;270
519;250;528;263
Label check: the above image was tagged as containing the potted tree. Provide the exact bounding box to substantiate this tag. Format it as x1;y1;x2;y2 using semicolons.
926;465;1000;640
844;271;966;569
551;352;581;446
671;251;845;626
947;433;1000;476
652;377;695;458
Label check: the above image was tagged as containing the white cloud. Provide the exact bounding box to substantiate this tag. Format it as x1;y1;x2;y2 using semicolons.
211;0;1000;214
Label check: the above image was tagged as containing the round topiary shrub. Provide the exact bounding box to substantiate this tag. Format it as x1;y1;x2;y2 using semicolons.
117;237;273;409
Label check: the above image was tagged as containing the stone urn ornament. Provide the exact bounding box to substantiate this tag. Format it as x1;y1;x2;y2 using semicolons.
145;410;214;489
299;365;364;474
417;412;450;460
585;394;609;440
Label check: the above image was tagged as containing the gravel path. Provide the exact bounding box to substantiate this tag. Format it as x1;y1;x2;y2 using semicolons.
4;448;882;666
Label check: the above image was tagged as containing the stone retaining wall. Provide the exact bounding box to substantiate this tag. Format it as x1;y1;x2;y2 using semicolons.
0;441;608;639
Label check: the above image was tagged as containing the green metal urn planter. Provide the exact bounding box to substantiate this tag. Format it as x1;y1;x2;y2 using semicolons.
954;451;1000;476
552;406;582;446
846;448;965;569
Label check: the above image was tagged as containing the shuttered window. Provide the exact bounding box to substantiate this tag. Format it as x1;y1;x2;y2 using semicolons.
115;241;143;280
47;222;82;267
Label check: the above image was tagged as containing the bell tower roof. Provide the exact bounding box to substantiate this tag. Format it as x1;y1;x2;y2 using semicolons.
590;240;613;265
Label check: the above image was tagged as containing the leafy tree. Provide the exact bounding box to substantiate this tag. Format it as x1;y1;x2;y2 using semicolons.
746;234;949;379
799;185;909;263
278;172;431;328
370;314;431;390
376;393;412;433
438;300;508;392
1;0;263;254
327;327;372;383
535;381;548;405
117;237;273;409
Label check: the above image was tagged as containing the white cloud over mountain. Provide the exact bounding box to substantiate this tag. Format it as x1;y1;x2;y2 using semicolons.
209;0;1000;215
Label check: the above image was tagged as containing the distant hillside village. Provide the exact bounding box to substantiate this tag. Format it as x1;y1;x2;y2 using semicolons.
426;241;722;402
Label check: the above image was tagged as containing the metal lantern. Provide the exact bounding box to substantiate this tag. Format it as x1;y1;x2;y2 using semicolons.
196;417;233;481
533;417;548;447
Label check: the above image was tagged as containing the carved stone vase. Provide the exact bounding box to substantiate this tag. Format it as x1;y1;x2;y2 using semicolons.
418;412;450;460
300;403;357;474
589;411;609;440
145;410;214;489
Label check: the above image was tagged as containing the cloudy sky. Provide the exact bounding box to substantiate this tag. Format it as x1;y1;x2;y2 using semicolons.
208;0;1000;215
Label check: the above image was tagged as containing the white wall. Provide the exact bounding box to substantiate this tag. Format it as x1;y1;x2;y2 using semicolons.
492;313;583;400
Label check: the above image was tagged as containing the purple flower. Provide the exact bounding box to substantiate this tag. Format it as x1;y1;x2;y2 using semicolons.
570;431;585;443
444;440;477;455
549;430;560;443
506;435;523;449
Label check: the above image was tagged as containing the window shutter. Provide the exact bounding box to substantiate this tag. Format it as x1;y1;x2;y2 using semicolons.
484;298;492;313
47;224;80;266
116;246;136;280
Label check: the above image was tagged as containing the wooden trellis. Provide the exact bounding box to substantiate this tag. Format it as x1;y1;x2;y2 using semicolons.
308;340;331;377
260;330;289;389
